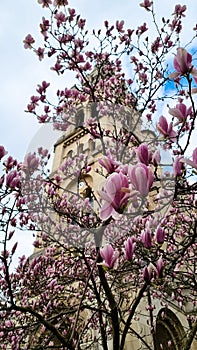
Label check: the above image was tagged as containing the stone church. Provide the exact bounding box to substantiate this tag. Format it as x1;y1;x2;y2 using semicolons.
44;102;196;350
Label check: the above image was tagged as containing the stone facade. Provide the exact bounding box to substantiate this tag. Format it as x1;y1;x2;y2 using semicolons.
48;103;196;350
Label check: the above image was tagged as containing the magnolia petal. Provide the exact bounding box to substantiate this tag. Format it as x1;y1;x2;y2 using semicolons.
168;71;180;80
181;158;197;170
191;67;197;84
97;189;113;203
174;48;192;73
100;202;114;220
191;87;197;94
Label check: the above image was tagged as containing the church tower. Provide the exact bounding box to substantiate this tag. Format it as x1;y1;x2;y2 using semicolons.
38;102;196;350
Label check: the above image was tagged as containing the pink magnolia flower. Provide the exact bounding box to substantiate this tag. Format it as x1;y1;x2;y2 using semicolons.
137;143;152;165
141;227;152;248
124;237;136;261
83;62;92;71
54;11;66;26
156;257;164;277
38;0;52;8
168;103;192;123
143;264;155;282
68;8;76;21
182;147;197;170
140;0;153;11
6;170;21;189
173;155;184;176
128;163;154;196
38;147;49;157
0;146;7;160
152;149;161;166
98;152;120;174
3;156;17;171
23;34;35;49
78;18;86;29
143;260;163;281
23;153;40;174
157;116;177;141
193;148;197;164
116;20;124;33
99;172;130;220
51;61;63;74
136;23;148;35
173;4;187;17
36;47;44;61
36;81;50;94
169;48;197;83
100;244;119;269
53;0;68;6
155;226;165;244
174;48;192;74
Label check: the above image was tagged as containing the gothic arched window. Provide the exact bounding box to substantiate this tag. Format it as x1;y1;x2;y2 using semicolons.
77;143;83;155
91;102;99;119
88;138;96;156
75;109;84;128
66;150;73;159
155;308;185;350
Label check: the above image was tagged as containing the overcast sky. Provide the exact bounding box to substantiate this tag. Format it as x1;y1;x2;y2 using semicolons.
1;0;197;264
1;0;197;159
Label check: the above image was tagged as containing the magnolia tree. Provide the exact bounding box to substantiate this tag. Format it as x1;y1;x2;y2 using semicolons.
0;0;197;349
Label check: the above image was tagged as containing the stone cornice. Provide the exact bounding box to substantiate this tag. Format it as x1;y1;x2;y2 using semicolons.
54;127;89;150
63;128;89;148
